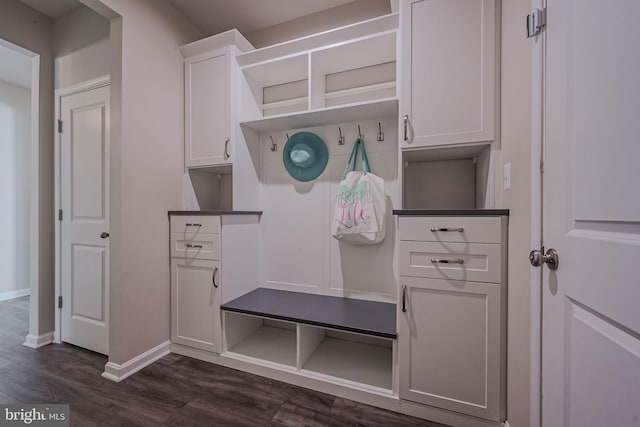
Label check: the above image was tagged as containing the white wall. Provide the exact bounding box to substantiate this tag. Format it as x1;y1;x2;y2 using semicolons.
0;80;31;298
246;0;391;48
501;1;533;426
0;0;55;336
53;5;110;89
86;0;203;365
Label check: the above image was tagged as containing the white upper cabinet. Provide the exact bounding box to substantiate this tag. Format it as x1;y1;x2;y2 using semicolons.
185;50;230;167
181;30;254;168
400;0;497;149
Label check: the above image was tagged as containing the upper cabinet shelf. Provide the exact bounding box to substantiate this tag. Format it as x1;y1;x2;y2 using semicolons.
237;15;398;132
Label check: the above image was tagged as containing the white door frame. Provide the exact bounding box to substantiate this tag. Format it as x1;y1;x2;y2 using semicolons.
54;75;110;344
529;0;545;425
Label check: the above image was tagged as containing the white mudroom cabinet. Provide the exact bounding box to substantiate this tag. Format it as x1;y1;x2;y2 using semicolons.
170;2;508;426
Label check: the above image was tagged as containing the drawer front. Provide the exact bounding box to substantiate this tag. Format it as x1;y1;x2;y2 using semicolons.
398;216;502;244
399;241;502;283
170;215;221;236
171;232;221;260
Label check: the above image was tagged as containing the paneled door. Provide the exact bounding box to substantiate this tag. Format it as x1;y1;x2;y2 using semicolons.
59;83;110;355
542;1;640;426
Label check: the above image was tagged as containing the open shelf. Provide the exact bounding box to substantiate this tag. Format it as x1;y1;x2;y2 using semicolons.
300;327;393;391
222;289;396;392
225;313;297;368
240;97;398;133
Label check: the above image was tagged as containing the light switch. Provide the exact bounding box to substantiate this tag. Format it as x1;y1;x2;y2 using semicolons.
503;162;512;190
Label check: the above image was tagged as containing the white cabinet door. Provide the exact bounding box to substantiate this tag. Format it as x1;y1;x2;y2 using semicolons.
185;50;230;167
399;276;504;421
400;0;496;149
171;258;221;353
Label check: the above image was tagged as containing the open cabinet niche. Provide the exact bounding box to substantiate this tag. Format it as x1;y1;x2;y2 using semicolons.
185;166;233;210
402;144;493;210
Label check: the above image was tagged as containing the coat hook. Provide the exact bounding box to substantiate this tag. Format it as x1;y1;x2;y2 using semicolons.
270;135;277;152
358;124;363;140
377;122;384;142
338;127;345;145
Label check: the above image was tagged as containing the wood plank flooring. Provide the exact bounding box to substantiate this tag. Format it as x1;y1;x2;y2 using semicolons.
0;297;449;426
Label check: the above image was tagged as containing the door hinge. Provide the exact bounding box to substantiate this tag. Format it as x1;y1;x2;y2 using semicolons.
58;209;63;221
57;119;63;133
58;296;63;309
527;8;547;38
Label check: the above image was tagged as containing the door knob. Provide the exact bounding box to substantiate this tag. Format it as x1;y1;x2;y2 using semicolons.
100;232;110;239
529;247;559;270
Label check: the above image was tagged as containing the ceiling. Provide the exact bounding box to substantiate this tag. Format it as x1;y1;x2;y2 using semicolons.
0;44;32;89
18;0;81;19
17;0;358;35
165;0;358;35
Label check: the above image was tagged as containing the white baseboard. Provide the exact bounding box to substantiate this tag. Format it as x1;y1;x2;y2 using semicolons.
23;331;54;348
0;288;30;302
102;341;170;382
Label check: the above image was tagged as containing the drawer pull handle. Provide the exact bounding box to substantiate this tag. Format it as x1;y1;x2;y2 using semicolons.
212;267;219;288
431;258;464;265
185;223;202;227
430;227;464;232
401;285;407;313
186;244;203;249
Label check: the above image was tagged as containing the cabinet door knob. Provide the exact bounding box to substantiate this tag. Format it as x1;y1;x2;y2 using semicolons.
403;115;409;141
100;232;109;239
401;285;408;313
431;258;464;265
212;267;219;288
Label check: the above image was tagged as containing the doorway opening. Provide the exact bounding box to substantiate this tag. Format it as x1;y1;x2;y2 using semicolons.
0;39;40;346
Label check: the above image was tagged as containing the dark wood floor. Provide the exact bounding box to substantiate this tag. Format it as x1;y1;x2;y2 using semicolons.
0;297;448;426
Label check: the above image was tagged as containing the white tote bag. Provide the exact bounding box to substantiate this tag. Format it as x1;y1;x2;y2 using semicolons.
331;138;387;245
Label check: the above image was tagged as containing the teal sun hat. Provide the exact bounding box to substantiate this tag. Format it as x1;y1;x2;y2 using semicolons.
282;132;329;182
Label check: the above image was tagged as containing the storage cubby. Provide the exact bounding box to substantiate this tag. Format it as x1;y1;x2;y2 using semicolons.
221;288;396;391
238;25;397;132
225;312;297;368
403;144;492;209
241;54;309;117
299;325;393;391
310;31;396;109
187;166;233;210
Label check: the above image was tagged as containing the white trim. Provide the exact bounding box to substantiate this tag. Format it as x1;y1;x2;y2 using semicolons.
54;75;111;345
56;75;110;97
101;341;170;383
529;0;545;425
23;331;54;348
0;289;30;302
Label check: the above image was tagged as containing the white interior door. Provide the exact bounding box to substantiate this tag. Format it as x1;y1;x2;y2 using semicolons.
60;84;110;355
542;1;640;426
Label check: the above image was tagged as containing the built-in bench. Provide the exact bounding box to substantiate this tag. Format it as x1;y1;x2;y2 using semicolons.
221;288;397;338
221;288;397;391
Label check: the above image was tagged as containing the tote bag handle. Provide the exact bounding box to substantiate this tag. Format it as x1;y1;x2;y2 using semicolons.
341;138;372;180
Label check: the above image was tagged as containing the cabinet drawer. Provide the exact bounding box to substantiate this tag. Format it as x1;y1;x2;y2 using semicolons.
398;216;501;244
171;232;221;260
171;215;221;236
399;241;502;283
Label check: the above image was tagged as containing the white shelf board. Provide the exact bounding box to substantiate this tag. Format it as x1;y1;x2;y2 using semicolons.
302;337;393;390
240;97;398;133
262;96;309;111
228;325;296;367
237;13;398;68
324;81;396;100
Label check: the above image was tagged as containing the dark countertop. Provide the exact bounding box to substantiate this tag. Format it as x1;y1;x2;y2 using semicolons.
168;210;262;216
393;209;509;216
221;288;397;339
